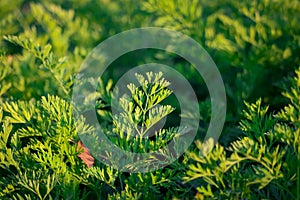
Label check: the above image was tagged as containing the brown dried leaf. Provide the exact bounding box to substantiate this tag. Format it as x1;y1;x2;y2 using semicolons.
77;140;94;168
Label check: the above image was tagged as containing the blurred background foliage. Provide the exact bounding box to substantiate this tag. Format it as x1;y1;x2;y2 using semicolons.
1;0;299;122
0;0;299;199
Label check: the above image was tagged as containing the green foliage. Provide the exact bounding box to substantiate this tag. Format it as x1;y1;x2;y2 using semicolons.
0;95;120;199
3;35;70;96
184;68;300;199
0;1;99;99
143;0;300;119
0;0;299;199
110;72;175;151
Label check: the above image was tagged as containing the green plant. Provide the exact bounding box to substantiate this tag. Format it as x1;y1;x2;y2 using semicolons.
184;67;300;199
0;1;100;100
142;0;300;125
110;72;176;151
76;71;194;199
1;0;299;199
0;95;121;199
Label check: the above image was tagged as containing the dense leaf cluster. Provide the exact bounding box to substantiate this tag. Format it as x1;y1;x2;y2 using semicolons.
0;0;299;199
